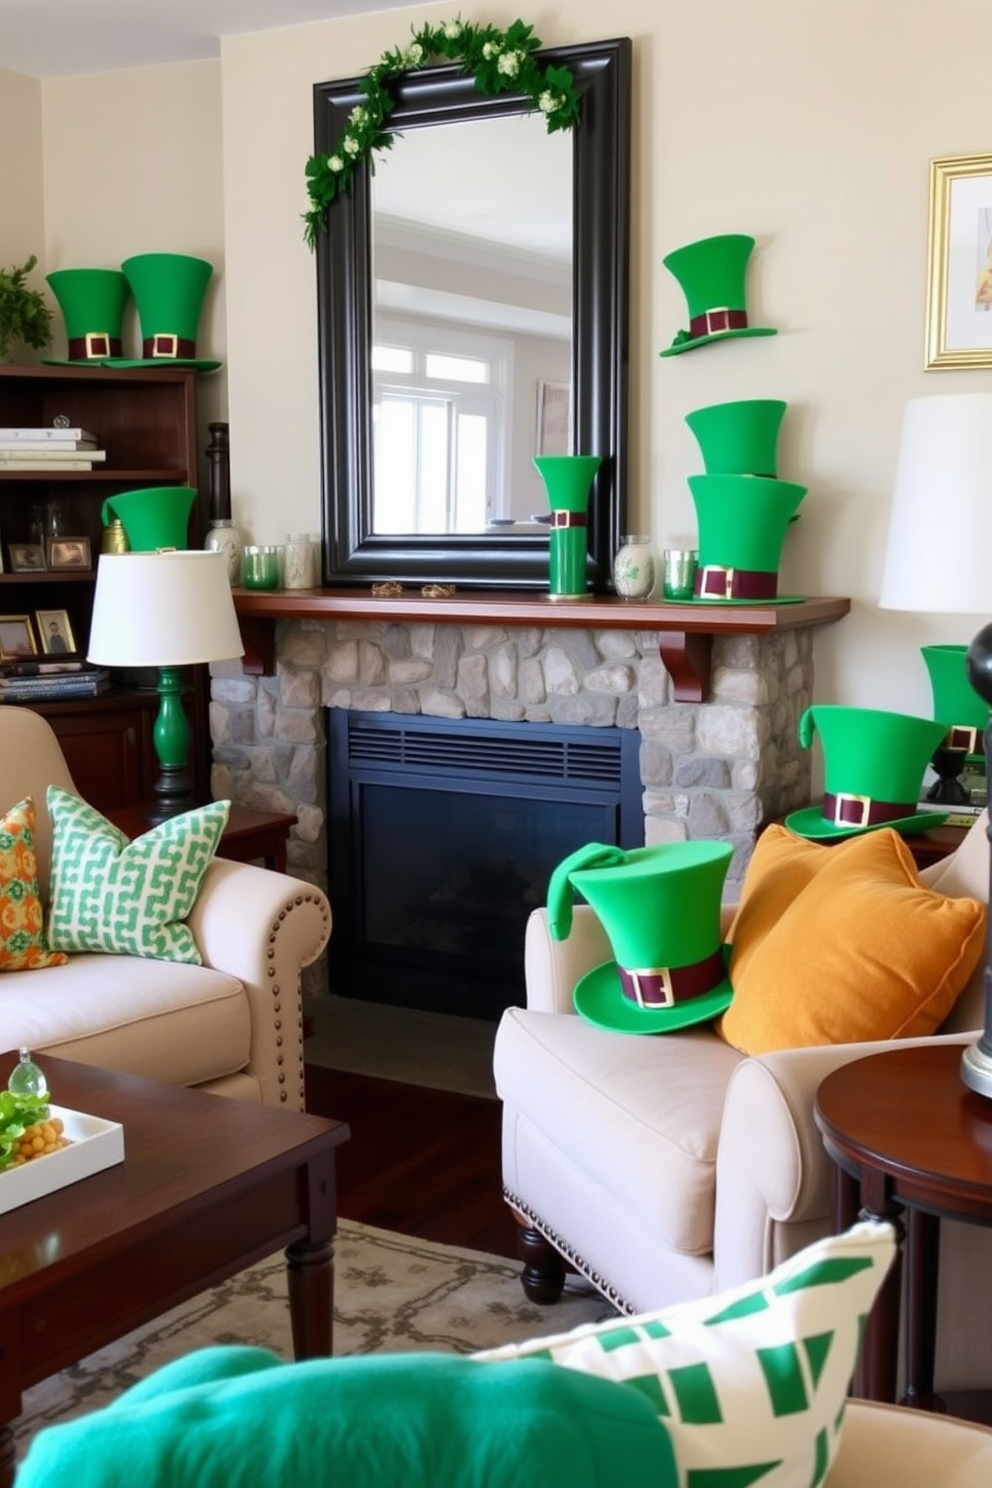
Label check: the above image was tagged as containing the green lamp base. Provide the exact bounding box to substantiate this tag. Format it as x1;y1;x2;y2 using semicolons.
148;666;195;825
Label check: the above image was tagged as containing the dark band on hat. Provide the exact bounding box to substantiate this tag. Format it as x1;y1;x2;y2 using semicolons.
549;511;587;528
616;947;727;1010
144;334;197;359
948;724;984;754
695;565;778;601
68;332;122;360
688;307;748;339
823;792;916;829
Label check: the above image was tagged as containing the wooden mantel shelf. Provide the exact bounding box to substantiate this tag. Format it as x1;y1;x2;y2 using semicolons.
232;588;850;702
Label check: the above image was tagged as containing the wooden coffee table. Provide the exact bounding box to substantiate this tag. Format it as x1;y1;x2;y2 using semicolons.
0;1055;350;1485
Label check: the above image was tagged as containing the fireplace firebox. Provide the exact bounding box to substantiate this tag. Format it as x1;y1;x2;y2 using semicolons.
328;710;643;1019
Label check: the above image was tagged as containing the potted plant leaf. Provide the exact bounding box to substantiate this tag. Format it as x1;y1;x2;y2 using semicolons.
0;255;53;361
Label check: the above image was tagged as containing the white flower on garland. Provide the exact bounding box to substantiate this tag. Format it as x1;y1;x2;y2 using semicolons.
303;15;581;249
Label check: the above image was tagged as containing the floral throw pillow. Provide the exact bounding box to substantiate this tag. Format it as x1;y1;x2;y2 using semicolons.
0;796;68;972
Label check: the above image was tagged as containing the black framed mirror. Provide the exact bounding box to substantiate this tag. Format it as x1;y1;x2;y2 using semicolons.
314;37;630;590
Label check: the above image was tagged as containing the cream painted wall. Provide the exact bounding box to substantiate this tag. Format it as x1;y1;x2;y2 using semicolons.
32;0;992;724
0;67;46;333
40;60;227;479
219;0;992;721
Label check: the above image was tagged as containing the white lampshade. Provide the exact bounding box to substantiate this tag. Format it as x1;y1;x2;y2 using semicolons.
878;392;992;614
88;550;244;667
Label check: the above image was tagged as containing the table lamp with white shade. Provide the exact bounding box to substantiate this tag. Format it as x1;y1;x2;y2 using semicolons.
88;550;244;824
878;390;992;1098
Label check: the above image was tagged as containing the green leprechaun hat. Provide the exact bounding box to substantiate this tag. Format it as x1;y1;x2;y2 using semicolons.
921;644;990;758
784;705;949;840
546;840;734;1035
43;267;130;365
101;486;196;551
102;253;220;370
685;472;806;603
660;233;777;357
685;399;787;477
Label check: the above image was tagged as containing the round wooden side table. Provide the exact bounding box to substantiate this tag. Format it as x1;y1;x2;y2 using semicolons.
814;1042;992;1412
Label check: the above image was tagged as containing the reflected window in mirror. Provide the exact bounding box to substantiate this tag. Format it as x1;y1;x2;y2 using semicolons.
372;319;510;534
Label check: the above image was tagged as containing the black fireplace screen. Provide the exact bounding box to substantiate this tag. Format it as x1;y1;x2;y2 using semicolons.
328;711;642;1019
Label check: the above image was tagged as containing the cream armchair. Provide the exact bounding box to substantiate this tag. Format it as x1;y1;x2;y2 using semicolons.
494;814;992;1395
0;707;330;1110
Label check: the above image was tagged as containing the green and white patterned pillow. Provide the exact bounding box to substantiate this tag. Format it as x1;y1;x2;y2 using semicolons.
46;787;229;965
476;1222;896;1488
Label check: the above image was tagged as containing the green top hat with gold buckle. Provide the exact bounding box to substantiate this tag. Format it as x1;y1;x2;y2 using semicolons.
102;253;220;371
784;705;949;840
921;644;989;758
685;472;806;604
685;399;787;477
43;267;130;366
546;841;734;1035
660;234;777;357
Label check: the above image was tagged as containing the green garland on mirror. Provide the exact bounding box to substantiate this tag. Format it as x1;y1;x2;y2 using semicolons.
303;16;581;249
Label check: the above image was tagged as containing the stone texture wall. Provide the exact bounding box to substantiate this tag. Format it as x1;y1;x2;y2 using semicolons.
209;618;816;895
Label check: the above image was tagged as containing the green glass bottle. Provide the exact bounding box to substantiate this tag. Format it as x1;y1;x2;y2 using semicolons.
7;1047;48;1100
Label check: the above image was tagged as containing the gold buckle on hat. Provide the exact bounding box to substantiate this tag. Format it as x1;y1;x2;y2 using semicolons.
831;792;871;828
702;307;731;334
628;967;674;1010
84;331;111;358
949;725;980;754
152;334;179;358
699;565;735;600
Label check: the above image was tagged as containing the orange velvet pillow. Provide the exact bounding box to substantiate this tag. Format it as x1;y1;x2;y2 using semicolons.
721;825;828;988
717;826;986;1054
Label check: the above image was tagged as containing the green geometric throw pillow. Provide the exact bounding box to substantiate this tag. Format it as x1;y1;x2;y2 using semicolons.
475;1222;896;1488
45;787;229;965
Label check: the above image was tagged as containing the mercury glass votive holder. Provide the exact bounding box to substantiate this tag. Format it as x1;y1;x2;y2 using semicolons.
242;544;282;590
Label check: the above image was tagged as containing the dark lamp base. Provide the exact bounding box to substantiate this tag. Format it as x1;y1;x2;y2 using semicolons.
961;1039;992;1100
964;623;992;1101
926;746;970;804
148;764;195;827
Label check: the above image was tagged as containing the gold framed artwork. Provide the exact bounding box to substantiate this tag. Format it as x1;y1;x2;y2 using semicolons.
0;614;37;660
9;543;46;572
925;152;992;369
35;608;76;655
46;535;92;571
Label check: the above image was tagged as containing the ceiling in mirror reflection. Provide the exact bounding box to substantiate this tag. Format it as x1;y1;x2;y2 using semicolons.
371;114;572;257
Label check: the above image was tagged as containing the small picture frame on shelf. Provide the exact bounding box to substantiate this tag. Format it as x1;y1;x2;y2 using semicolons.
46;536;91;571
9;543;47;572
35;608;76;656
0;614;37;660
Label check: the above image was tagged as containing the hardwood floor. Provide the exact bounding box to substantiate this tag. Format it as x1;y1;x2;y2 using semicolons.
304;1062;520;1260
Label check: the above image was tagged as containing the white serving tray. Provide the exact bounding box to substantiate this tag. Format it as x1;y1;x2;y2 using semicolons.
0;1105;125;1215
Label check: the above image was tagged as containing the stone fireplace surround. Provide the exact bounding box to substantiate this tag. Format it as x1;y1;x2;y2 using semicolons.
209;593;849;910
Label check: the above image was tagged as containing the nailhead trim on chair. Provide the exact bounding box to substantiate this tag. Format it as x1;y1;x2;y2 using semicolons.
266;891;331;1108
503;1187;635;1314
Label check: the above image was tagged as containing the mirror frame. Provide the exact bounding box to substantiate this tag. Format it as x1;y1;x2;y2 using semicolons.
314;37;630;590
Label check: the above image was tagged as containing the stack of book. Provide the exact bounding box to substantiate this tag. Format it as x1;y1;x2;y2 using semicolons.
0;426;107;472
0;661;111;702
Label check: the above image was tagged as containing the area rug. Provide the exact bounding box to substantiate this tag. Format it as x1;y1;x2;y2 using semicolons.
14;1219;614;1466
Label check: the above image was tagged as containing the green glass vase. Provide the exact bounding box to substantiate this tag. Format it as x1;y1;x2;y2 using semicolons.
533;454;602;599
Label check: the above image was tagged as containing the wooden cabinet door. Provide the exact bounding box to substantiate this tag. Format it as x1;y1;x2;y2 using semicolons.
45;703;155;812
